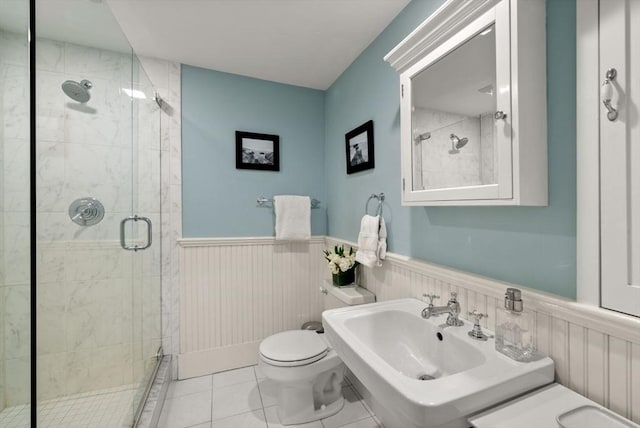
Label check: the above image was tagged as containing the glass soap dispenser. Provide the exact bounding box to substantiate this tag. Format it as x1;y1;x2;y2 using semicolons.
495;288;535;362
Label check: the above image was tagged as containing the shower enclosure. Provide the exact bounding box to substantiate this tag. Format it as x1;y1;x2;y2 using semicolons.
0;0;163;426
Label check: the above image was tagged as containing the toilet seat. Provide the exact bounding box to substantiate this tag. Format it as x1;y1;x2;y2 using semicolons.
260;330;329;367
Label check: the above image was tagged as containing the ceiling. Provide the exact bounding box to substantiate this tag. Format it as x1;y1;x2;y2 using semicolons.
0;0;132;53
106;0;411;90
0;0;409;90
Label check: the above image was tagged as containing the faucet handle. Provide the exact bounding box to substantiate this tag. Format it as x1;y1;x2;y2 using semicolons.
449;291;458;302
422;293;440;305
468;310;489;341
468;310;488;323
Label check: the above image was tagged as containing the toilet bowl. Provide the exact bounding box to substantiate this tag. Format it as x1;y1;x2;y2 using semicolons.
259;330;344;424
258;282;375;425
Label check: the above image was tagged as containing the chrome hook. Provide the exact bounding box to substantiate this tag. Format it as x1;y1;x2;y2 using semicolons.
601;68;618;121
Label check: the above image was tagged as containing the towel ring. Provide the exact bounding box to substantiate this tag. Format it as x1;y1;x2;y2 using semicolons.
365;193;385;216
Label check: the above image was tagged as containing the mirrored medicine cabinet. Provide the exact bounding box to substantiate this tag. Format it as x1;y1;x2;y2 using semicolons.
385;0;548;206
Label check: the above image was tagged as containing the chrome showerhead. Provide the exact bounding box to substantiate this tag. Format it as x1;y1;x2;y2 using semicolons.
456;137;468;149
61;79;93;103
449;133;468;154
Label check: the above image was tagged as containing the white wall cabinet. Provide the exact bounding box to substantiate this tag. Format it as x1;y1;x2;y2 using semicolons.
385;0;547;206
598;0;640;317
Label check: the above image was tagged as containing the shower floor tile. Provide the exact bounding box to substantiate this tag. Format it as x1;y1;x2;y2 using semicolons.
0;383;140;428
159;365;383;428
0;404;30;428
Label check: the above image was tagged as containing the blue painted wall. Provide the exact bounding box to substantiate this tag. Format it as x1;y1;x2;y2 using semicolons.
181;65;326;237
181;0;577;298
324;0;577;298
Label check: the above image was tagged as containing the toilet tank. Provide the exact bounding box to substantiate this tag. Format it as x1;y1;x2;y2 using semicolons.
322;281;376;311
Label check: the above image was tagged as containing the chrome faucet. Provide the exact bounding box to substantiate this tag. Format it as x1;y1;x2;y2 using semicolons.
421;292;464;327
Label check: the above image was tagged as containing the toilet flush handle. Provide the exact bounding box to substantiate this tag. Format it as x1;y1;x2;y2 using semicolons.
320;286;328;295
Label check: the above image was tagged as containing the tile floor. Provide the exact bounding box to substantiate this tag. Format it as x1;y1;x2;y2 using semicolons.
158;366;383;428
0;384;138;428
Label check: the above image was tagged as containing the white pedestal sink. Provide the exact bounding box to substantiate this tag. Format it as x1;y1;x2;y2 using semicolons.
322;298;554;428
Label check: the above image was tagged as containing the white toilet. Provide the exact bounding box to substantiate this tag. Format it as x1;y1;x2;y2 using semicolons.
258;283;375;425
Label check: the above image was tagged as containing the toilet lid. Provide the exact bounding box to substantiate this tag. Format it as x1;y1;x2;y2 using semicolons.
260;330;328;366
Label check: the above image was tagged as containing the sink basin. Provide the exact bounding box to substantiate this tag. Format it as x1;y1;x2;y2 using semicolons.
322;298;554;428
344;308;487;380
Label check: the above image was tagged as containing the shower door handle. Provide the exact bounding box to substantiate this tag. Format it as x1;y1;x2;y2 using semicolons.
120;215;152;251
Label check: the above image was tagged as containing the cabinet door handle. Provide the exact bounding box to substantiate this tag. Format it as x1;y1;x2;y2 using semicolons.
601;68;618;121
494;110;507;120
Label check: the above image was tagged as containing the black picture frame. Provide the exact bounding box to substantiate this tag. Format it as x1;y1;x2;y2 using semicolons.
345;120;374;174
235;131;280;171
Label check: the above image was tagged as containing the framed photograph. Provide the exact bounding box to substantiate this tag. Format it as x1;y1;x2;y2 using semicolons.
345;120;374;174
235;131;280;171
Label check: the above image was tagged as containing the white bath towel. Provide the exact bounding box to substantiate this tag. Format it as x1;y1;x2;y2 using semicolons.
355;215;387;267
274;195;311;241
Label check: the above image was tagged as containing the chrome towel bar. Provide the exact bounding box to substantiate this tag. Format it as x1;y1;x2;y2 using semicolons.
257;196;321;209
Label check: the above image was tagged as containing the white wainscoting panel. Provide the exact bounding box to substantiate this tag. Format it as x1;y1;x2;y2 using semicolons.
178;237;326;378
325;237;640;423
177;236;640;423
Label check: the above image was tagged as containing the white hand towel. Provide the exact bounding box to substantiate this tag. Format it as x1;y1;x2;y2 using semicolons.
355;214;386;268
274;195;311;241
377;216;387;265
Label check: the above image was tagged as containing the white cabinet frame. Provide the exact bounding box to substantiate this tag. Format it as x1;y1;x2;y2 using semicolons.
576;0;600;306
385;0;547;206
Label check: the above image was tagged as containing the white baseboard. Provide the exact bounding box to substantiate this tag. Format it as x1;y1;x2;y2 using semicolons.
178;341;261;379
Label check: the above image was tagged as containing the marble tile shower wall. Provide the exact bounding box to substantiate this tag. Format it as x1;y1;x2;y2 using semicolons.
34;36;138;403
1;29;172;406
412;108;494;190
0;64;4;413
1;30;31;409
130;53;164;410
0;32;8;409
137;56;182;381
0;40;6;411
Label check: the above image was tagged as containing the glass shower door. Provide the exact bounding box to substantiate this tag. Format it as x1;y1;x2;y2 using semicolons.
129;54;163;424
34;1;162;426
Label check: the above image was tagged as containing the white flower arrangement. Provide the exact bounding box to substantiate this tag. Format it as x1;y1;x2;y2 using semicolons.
323;245;357;275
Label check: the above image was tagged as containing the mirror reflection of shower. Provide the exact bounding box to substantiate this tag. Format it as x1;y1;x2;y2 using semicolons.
449;133;468;154
415;116;472;155
416;132;431;141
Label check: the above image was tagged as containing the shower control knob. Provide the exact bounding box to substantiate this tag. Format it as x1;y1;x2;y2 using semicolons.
494;110;507;120
69;197;104;226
